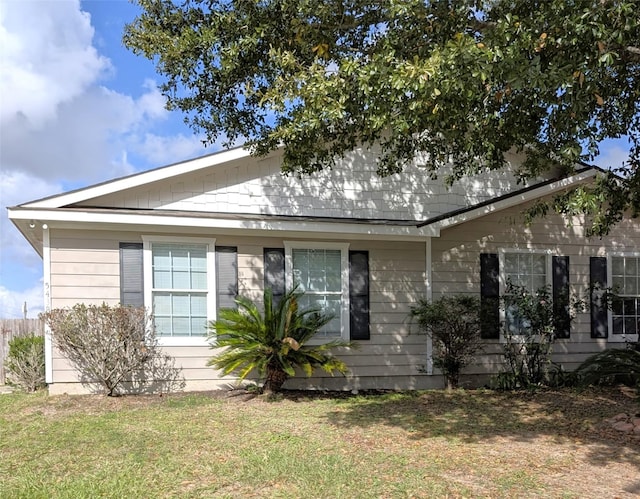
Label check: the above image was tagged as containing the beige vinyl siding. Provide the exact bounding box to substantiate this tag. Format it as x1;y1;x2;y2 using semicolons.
46;230;438;393
432;197;640;374
46;202;640;394
49;231;123;307
48;230;132;390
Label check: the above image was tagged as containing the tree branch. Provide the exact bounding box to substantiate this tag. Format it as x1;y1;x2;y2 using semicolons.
626;45;640;56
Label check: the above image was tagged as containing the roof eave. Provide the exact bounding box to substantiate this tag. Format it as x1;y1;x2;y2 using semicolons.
421;167;599;231
19;145;259;209
7;206;440;240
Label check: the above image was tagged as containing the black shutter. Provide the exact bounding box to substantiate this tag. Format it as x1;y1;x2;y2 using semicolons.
480;253;500;339
349;250;370;340
264;248;285;304
590;256;608;338
552;256;571;339
119;242;144;307
216;246;238;311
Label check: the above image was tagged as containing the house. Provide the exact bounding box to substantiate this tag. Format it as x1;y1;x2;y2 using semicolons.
8;146;639;394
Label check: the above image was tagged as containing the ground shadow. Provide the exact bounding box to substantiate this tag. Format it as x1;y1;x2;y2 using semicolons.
311;387;640;474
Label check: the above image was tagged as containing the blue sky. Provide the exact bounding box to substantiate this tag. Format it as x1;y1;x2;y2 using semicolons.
0;0;211;318
0;0;632;318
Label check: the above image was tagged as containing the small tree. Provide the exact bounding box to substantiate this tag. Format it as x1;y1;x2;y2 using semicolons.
496;282;584;389
5;335;45;392
208;288;352;394
410;295;483;390
41;304;183;396
498;283;556;389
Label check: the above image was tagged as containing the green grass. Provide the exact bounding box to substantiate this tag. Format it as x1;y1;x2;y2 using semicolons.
1;388;639;498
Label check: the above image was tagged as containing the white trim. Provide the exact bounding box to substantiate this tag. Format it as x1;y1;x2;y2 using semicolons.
284;241;350;342
142;235;216;347
43;226;53;384
498;248;553;293
430;169;598;231
22;147;254;209
7;207;439;239
607;252;640;343
424;238;433;375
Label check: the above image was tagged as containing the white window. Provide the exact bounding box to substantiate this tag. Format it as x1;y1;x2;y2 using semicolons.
284;241;350;341
500;250;551;335
610;255;640;342
143;236;216;345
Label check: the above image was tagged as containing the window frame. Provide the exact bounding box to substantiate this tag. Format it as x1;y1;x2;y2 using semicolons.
498;248;553;340
142;235;217;346
608;252;640;343
284;241;350;343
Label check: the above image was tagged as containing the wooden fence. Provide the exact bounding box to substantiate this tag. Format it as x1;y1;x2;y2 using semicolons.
0;319;45;385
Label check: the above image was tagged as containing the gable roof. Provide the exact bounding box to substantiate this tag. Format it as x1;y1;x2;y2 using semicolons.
8;144;603;257
19;145;254;209
420;165;599;230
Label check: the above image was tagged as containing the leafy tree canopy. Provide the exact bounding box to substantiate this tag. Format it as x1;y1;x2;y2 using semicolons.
124;0;640;235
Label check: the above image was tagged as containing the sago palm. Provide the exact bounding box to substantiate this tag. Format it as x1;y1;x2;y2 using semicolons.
208;288;352;394
574;346;640;388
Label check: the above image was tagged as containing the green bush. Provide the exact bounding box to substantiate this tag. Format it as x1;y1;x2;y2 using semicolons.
208;288;352;394
410;295;483;390
574;345;640;388
495;282;584;390
5;335;46;392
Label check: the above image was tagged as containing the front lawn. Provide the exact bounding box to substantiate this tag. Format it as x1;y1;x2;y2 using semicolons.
1;388;639;498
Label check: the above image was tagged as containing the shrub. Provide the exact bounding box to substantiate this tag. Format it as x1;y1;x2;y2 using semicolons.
574;344;640;388
496;282;584;390
5;335;45;392
208;288;352;394
410;295;483;390
41;304;184;396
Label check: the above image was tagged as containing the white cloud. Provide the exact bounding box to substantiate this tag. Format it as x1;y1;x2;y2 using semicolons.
0;283;44;319
133;133;210;165
0;2;206;185
0;0;110;128
0;171;60;294
595;144;630;172
136;79;169;121
0;0;210;315
0;83;175;183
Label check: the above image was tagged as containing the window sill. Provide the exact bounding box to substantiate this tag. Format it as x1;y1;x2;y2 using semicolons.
156;336;210;347
306;336;348;346
608;334;639;344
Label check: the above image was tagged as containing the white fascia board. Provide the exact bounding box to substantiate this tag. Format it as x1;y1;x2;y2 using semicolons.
430;169;598;231
21;147;254;209
8;207;439;239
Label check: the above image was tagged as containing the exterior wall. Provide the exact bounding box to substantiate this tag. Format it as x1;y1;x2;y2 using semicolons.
432;198;640;376
46;199;639;394
47;228;439;394
77;149;529;222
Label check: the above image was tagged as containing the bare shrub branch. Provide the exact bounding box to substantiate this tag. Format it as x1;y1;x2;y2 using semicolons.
41;304;184;396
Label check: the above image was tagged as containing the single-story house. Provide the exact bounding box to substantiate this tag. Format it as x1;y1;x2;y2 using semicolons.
8;146;639;394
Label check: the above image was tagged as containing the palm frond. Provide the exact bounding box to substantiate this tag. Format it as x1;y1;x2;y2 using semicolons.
575;348;640;387
207;287;352;392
